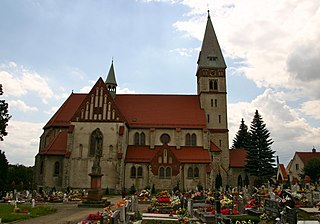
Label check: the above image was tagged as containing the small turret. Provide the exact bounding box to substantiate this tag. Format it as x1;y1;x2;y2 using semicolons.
105;60;117;98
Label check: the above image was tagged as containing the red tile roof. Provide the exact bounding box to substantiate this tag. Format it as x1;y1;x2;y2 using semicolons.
44;93;86;129
229;148;247;167
115;95;206;128
39;130;68;156
210;141;221;152
296;150;320;164
278;164;288;179
125;145;210;163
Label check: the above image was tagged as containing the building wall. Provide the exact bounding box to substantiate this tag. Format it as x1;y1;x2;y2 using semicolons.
287;155;304;182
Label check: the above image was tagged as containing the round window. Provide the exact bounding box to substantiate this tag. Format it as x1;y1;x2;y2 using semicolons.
160;134;170;144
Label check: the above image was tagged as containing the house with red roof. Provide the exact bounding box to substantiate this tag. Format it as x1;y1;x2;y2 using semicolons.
287;147;320;183
34;12;232;192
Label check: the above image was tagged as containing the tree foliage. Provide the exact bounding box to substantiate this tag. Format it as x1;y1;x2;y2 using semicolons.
6;164;34;190
0;84;11;141
302;158;320;183
244;110;276;184
0;150;9;192
232;118;250;149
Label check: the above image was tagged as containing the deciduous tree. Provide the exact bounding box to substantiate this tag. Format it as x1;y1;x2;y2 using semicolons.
0;84;11;141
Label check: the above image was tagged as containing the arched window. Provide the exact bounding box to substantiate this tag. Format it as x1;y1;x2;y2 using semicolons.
191;134;197;146
187;167;193;178
163;149;168;164
166;167;171;178
134;132;139;145
40;161;44;174
89;128;103;157
137;167;143;178
238;175;243;188
194;167;199;178
185;133;191;146
159;167;165;179
79;144;83;158
130;166;136;178
214;80;218;90
140;132;145;145
209;80;214;90
54;161;60;176
244;174;250;186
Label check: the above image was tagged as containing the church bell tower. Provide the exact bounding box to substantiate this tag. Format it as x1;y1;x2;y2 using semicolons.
197;11;229;184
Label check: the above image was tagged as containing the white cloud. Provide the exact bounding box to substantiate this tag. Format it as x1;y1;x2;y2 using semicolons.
228;89;320;165
9;100;38;112
170;47;200;57
300;100;320;120
1;119;44;166
0;62;54;100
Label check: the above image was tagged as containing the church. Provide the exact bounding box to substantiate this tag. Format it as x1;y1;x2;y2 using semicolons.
34;13;243;193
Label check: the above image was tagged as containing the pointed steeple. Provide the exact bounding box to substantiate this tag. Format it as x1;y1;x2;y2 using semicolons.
197;10;226;71
105;60;117;98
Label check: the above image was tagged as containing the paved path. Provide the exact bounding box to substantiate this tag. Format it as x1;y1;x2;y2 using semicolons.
13;195;145;224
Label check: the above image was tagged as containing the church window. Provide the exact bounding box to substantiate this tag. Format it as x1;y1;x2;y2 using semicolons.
40;161;44;174
130;166;136;178
238;175;243;188
185;133;191;145
134;132;139;145
140;132;145;145
166;167;171;177
134;132;146;145
160;133;170;144
159;167;165;178
79;144;83;158
218;115;221;123
137;167;143;178
194;167;199;178
54;161;60;176
89;128;103;157
207;114;210;123
209;80;214;91
214;80;218;90
163;149;168;164
207;56;217;61
296;164;299;170
191;134;197;146
187;167;193;179
219;139;222;147
215;99;218;107
211;99;213;107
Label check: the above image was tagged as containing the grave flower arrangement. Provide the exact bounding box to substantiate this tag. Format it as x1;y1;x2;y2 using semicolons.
138;189;150;201
86;213;102;221
220;196;233;209
191;191;202;200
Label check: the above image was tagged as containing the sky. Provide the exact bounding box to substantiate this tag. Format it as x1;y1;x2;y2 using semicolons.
0;0;319;167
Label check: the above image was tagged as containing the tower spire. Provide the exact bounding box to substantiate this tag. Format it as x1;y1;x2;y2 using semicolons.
105;60;117;98
197;11;226;71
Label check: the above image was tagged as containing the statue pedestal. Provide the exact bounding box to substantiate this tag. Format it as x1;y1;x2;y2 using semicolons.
87;173;103;201
78;173;110;208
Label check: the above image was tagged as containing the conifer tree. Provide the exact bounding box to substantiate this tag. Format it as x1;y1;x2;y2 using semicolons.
232;118;250;149
0;84;11;141
245;110;276;185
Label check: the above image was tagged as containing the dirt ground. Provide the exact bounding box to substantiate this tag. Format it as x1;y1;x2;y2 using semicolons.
12;195;149;224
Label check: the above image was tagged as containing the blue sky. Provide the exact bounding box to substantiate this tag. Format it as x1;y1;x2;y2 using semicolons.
1;0;319;166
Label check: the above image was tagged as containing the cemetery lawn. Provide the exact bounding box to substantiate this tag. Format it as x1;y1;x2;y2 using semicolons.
0;204;57;223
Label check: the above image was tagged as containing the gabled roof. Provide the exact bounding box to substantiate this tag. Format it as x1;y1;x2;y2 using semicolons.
296;150;320;164
115;94;206;128
125;145;210;163
210;141;221;152
197;11;226;70
39;130;68;156
229;148;247;168
71;78;125;122
44;93;86;128
278;163;288;179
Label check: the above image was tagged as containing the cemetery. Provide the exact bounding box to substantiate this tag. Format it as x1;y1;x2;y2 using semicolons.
2;182;320;223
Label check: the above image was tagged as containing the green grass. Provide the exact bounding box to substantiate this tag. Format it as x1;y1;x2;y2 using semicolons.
0;204;57;223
